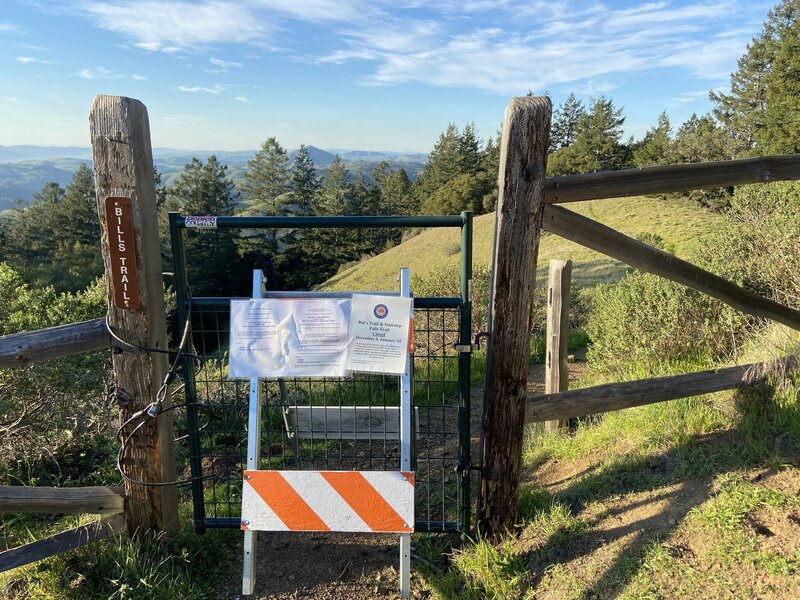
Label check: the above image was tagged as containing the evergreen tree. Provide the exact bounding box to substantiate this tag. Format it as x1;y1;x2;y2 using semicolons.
168;156;242;295
288;144;320;216
632;111;674;167
710;31;771;155
671;114;736;209
550;93;585;152
275;145;321;289
763;0;800;152
571;96;628;173
710;0;800;154
242;137;291;214
54;163;102;291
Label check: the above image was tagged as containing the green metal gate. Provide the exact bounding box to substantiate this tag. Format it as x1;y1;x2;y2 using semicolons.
169;213;473;534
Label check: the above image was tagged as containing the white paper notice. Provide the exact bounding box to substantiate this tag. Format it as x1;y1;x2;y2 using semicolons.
346;295;412;375
228;298;350;378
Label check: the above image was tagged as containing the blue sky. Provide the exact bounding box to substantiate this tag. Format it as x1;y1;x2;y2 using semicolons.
0;1;773;153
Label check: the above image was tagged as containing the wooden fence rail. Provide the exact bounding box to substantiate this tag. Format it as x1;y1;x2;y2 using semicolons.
526;355;798;423
0;318;108;370
0;486;124;515
545;153;800;203
542;204;800;331
0;514;126;573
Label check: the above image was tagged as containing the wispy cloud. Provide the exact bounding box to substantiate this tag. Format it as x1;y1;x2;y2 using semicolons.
16;56;54;64
131;73;147;80
235;96;252;103
79;66;118;79
666;90;710;106
178;83;225;94
72;1;758;95
81;1;270;52
210;57;242;69
0;21;21;33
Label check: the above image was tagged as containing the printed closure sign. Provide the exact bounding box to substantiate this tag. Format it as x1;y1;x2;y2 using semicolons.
228;298;350;378
104;196;140;310
228;294;412;378
346;295;412;374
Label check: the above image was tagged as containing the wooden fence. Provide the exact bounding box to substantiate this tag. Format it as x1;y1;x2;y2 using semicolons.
2;93;800;566
479;96;800;539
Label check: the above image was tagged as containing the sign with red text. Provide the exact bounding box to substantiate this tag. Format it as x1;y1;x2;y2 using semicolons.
104;196;140;310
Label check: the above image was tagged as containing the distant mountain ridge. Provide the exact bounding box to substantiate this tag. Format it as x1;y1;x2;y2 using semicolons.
0;145;427;211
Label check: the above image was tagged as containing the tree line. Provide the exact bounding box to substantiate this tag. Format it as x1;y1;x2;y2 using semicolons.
1;0;798;295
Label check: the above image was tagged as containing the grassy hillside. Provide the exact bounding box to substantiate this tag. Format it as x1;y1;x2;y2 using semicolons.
323;196;723;291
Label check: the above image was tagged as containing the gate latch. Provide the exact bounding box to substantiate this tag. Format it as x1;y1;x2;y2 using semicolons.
453;343;478;353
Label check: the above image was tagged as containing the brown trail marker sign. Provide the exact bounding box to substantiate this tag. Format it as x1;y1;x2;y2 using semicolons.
104;197;140;310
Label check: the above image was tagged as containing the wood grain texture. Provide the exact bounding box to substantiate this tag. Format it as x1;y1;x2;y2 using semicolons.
542;204;800;330
479;96;551;540
0;485;124;514
545;154;800;203
89;95;178;536
526;355;798;422
0;514;126;573
544;260;572;432
0;318;108;370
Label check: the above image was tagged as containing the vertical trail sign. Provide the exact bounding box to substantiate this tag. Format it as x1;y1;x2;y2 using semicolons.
104;196;140;310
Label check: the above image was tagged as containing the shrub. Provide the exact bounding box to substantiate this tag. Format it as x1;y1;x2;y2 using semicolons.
585;271;747;379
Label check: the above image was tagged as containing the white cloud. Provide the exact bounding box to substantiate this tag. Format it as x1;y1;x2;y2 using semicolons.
210;57;242;69
81;1;270;52
16;56;54;64
70;0;760;96
235;96;252;103
79;66;117;79
178;83;225;94
0;21;21;33
131;73;147;80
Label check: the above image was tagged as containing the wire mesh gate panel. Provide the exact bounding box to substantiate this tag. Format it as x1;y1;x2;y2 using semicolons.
169;214;474;534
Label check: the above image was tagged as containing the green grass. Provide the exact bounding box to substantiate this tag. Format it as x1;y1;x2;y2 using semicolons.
323;196;723;292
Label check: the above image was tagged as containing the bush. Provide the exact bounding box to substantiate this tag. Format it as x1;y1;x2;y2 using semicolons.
0;263;110;459
585;271;747;380
700;181;800;311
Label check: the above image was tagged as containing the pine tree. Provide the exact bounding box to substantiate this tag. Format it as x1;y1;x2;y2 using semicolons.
763;0;800;153
571;96;627;172
168;156;242;295
242;137;291;215
550;93;585;152
632;111;673;167
288;145;320;216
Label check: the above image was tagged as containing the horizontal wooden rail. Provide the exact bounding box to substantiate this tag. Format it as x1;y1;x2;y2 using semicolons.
542;205;800;330
0;514;126;573
545;154;800;203
0;486;124;514
526;355;798;423
0;318;109;370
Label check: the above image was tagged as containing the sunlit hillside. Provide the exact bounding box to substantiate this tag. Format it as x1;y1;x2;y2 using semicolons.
323;195;723;292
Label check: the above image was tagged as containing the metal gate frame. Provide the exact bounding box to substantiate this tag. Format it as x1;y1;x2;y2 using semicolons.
168;212;473;534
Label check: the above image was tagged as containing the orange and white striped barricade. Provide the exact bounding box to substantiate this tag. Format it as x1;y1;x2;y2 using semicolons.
239;268;415;598
241;470;414;532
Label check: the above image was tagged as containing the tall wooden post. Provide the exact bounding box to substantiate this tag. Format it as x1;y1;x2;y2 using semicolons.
479;97;551;539
89;95;178;536
544;259;572;432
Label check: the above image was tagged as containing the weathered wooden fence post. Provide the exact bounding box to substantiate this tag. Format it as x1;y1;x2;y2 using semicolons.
479;96;551;539
545;259;572;432
89;95;178;536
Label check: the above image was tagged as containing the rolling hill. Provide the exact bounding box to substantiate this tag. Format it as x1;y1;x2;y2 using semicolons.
322;196;724;292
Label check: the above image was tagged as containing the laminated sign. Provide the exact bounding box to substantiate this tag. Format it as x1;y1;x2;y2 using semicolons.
228;294;412;378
